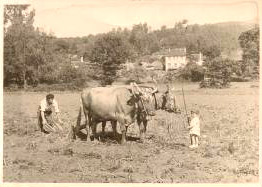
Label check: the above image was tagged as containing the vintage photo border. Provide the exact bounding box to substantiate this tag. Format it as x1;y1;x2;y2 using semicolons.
0;0;261;186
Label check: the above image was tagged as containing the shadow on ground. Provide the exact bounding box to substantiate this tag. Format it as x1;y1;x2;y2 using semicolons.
75;130;140;144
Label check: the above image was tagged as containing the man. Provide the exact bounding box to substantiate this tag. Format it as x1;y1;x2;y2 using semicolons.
37;93;63;133
162;85;180;113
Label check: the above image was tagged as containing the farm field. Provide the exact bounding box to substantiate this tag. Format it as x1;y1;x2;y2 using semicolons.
3;82;259;183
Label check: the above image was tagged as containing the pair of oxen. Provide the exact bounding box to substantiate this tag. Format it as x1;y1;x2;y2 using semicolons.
71;83;176;144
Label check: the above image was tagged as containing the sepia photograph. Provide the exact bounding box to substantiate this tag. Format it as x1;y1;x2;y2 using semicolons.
2;0;260;184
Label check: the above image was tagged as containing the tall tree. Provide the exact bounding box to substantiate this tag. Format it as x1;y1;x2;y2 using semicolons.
89;32;134;85
238;26;259;77
129;23;160;56
4;5;37;88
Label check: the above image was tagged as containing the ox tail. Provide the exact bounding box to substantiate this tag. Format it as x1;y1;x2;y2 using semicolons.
71;98;83;141
76;100;82;129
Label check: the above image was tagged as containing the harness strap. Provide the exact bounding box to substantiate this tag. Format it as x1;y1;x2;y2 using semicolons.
130;82;149;116
139;95;149;116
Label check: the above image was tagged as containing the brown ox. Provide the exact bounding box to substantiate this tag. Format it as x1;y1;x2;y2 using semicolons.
72;84;175;144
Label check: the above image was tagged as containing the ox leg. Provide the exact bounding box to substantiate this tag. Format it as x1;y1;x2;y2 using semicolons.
83;110;90;141
120;124;128;144
86;122;91;141
73;125;84;141
72;107;81;141
111;121;117;140
101;121;106;140
90;121;98;141
86;114;92;141
141;120;148;142
70;125;76;141
137;114;147;143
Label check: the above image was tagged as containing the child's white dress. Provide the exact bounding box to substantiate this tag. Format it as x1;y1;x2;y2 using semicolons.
189;116;200;136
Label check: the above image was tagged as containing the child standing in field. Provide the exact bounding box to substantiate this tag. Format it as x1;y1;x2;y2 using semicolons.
187;109;200;148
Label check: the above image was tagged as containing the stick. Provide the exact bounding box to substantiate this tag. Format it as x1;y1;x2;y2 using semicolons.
181;83;189;127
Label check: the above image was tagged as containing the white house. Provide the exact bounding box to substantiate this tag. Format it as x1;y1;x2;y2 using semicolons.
125;62;135;71
154;48;187;71
188;52;204;66
70;55;91;68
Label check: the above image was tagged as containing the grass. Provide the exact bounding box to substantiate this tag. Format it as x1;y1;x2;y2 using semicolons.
3;81;259;183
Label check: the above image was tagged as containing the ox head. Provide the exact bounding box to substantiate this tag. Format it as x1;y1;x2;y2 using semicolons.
132;85;158;116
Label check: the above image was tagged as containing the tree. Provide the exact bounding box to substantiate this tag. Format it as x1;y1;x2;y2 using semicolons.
4;5;70;87
180;62;204;81
53;39;70;53
203;57;233;87
4;5;38;88
238;27;259;78
89;33;134;85
129;23;160;56
202;45;221;61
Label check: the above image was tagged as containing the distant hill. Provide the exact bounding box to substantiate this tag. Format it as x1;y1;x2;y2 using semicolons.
55;20;258;61
214;20;258;28
210;21;257;59
212;20;257;39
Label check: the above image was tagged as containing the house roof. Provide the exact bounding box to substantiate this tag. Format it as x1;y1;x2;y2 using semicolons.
153;48;186;57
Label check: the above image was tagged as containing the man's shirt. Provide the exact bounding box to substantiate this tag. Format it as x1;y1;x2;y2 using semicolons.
40;99;59;113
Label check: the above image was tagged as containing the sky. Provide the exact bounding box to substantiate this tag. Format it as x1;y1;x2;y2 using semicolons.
8;0;261;37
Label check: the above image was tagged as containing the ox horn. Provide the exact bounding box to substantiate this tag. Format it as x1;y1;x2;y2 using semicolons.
151;87;158;94
131;82;142;95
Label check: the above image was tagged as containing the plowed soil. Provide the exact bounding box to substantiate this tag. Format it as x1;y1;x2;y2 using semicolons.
3;82;259;183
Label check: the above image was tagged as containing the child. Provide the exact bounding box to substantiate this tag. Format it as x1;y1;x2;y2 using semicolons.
187;109;200;148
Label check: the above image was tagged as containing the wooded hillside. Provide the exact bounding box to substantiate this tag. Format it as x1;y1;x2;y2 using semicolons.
4;5;258;88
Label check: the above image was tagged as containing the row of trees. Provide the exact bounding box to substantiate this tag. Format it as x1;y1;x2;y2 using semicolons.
4;5;259;88
4;5;92;88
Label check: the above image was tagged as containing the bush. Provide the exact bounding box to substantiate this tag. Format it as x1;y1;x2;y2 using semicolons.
230;75;249;82
59;64;78;83
180;62;204;81
162;70;180;83
200;57;233;88
120;63;149;84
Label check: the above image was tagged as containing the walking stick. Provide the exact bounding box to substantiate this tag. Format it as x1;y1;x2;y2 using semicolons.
181;83;190;128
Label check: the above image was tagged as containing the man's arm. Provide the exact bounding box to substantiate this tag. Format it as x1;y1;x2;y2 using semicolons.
55;112;63;123
41;110;47;125
40;99;47;125
53;100;62;123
